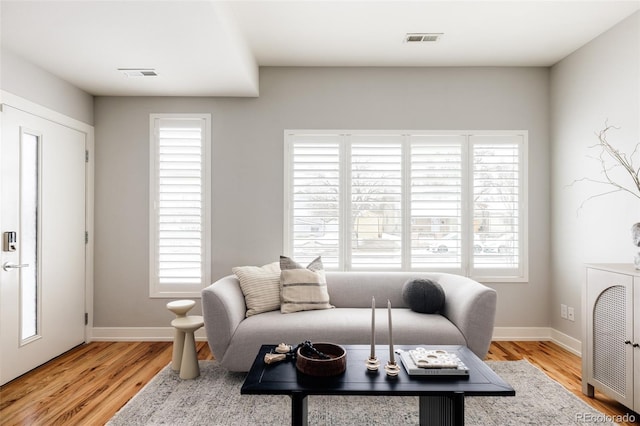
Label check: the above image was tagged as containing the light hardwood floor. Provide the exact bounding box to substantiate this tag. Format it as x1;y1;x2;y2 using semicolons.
0;341;637;425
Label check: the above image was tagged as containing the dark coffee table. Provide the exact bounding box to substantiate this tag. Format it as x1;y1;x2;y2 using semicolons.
241;344;514;426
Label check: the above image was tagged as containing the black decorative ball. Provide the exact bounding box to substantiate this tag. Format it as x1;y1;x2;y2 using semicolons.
402;279;445;314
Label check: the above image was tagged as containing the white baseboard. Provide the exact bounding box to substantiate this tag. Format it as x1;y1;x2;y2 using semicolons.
492;326;581;357
91;326;582;356
492;326;553;341
91;327;207;342
549;328;582;356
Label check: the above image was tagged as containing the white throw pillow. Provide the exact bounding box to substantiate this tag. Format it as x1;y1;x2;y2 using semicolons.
232;262;281;317
280;256;334;314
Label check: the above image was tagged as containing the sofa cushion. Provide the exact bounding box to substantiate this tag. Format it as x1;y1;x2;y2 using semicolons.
232;262;281;317
280;256;334;314
402;278;445;314
222;308;466;371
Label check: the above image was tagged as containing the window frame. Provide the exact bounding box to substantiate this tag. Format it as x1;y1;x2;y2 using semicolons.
149;113;212;298
284;130;528;282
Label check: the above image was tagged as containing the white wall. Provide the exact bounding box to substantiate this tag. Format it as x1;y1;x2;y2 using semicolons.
2;10;637;344
0;48;94;125
93;66;551;328
550;12;640;340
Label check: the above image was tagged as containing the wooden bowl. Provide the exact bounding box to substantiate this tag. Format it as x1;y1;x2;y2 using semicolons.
295;343;347;376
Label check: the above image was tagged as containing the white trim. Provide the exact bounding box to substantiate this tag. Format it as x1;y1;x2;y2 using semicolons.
492;326;554;340
282;132;294;257
549;328;582;357
1;91;95;344
492;326;582;357
91;327;207;342
91;326;580;355
1;91;93;134
85;131;95;343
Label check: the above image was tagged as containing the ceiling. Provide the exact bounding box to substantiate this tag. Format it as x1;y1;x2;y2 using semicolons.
2;0;639;97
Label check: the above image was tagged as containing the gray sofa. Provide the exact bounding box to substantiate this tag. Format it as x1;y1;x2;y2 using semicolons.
202;271;497;372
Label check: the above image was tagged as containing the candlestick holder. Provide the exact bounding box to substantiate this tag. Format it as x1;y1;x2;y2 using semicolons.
365;356;380;371
384;361;400;377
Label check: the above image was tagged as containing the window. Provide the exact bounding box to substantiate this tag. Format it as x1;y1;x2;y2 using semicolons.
284;131;527;281
150;114;211;297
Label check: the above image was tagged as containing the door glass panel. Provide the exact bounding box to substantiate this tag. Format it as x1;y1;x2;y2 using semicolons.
21;132;39;342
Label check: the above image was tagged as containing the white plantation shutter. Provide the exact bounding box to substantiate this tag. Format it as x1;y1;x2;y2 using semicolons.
285;131;527;281
288;135;341;269
409;136;464;270
470;135;524;279
350;136;403;269
150;115;211;297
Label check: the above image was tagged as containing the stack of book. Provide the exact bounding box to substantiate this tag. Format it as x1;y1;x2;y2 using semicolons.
398;348;470;376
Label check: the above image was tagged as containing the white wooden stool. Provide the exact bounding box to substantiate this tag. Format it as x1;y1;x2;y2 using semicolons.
166;300;196;372
170;316;204;379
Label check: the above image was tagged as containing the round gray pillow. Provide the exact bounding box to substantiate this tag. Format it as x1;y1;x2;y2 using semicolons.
402;279;445;314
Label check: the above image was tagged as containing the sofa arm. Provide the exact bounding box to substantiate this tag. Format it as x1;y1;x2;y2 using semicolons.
201;275;246;362
437;274;497;359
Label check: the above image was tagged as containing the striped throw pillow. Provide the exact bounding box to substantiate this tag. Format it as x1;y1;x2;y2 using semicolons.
280;256;334;314
232;262;281;317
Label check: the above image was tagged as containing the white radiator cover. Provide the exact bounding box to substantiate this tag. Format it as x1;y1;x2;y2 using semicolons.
592;285;627;395
583;264;638;411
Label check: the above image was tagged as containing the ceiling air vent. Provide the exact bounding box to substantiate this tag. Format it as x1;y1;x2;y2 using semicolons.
118;68;158;77
404;33;443;43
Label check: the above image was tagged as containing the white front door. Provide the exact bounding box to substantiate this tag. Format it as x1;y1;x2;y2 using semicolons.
0;105;87;385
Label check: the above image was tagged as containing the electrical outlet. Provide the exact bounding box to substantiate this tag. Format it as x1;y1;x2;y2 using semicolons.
561;304;568;319
567;306;575;321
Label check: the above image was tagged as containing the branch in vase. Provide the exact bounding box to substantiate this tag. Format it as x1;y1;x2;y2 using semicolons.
569;123;640;213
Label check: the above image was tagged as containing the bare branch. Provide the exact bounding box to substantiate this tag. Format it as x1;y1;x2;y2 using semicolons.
572;124;640;213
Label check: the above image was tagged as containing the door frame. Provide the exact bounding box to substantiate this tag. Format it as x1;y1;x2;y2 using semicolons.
0;90;95;344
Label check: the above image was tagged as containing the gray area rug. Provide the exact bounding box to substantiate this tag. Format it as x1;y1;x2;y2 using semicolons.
107;360;616;425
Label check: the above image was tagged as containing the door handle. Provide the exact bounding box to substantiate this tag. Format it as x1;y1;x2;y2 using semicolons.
2;262;30;272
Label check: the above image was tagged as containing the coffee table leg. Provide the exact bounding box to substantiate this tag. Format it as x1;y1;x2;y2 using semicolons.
290;392;308;426
419;392;464;426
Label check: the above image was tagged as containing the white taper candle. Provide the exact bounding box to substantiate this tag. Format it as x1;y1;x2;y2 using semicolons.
388;299;395;363
370;297;375;358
